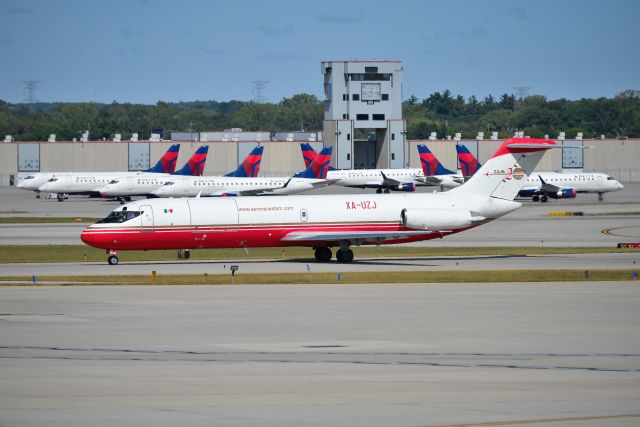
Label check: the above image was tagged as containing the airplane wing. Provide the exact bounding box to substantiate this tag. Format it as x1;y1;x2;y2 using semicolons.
281;229;438;245
538;176;561;194
380;171;404;187
414;176;443;186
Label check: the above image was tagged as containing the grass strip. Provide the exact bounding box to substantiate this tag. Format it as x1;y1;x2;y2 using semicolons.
0;217;98;224
0;269;637;286
0;245;636;264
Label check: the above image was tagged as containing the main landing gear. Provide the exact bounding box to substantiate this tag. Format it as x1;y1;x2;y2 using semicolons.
107;250;119;265
532;195;548;203
313;243;354;264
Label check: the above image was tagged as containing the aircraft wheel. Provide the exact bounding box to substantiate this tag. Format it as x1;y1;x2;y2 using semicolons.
541;195;548;203
336;248;354;264
35;191;41;199
314;247;332;262
598;192;604;202
57;193;64;202
384;189;390;194
376;188;382;194
107;255;119;265
119;198;126;205
532;195;539;202
125;196;132;202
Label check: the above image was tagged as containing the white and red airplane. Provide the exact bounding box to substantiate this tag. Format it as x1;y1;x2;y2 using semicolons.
81;138;556;265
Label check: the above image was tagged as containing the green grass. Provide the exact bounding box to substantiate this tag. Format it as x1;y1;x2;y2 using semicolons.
0;269;637;286
0;217;98;224
0;244;636;264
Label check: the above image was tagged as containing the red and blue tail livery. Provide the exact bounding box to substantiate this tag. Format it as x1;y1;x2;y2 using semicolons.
174;145;209;176
294;146;332;179
456;144;482;177
146;144;180;174
300;143;317;168
417;144;456;176
226;146;264;177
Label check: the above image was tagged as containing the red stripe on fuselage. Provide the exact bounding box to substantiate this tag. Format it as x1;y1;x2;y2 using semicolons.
81;222;481;251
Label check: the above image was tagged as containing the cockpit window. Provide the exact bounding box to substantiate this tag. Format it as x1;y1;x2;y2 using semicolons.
108;179;119;184
163;181;175;186
607;176;613;180
97;210;142;223
47;178;58;182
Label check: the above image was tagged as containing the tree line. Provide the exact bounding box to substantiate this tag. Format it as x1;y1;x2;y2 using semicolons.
1;90;638;141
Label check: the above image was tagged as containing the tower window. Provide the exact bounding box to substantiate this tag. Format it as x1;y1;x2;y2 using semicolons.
382;94;389;101
372;114;385;120
356;114;369;120
352;94;360;101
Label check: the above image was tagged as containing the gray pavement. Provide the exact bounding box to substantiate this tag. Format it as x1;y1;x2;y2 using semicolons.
1;252;640;277
1;184;640;247
1;283;639;426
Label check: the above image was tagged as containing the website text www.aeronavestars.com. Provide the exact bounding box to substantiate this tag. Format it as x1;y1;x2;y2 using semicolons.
238;206;294;212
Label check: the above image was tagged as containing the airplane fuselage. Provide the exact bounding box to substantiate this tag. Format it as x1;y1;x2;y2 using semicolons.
81;192;517;252
152;176;328;197
38;172;174;195
524;172;623;193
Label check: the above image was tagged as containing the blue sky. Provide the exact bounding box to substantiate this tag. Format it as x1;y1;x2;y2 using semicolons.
1;0;638;104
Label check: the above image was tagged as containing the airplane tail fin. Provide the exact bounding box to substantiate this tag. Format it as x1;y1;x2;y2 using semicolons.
174;145;209;176
225;146;264;177
294;146;333;179
417;144;456;176
300;143;317;169
146;144;180;174
456;144;482;177
449;138;556;201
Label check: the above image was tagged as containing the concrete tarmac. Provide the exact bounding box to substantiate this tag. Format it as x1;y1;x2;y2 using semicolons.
1;283;639;426
1;185;640;247
1;252;639;277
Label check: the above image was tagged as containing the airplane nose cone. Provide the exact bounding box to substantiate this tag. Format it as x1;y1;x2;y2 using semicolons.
81;228;108;249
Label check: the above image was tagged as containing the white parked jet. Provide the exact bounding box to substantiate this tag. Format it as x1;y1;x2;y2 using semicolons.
518;172;624;202
82;138;556;265
17;144;182;199
99;146;264;200
452;144;624;202
152;147;334;197
300;143;461;193
39;145;208;201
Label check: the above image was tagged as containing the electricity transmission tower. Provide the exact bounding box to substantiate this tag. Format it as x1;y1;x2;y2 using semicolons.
23;80;40;105
251;80;268;103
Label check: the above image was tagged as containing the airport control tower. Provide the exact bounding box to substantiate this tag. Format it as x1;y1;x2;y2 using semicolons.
321;60;405;169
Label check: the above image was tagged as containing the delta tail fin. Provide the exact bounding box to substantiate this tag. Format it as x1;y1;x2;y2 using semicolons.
300;142;336;171
456;144;482;177
225;146;264;177
146;144;180;174
449;138;556;201
300;143;316;169
417;144;456;176
294;146;333;179
174;145;209;176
